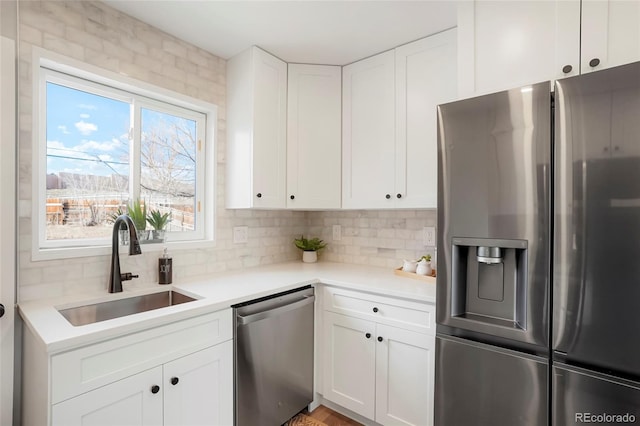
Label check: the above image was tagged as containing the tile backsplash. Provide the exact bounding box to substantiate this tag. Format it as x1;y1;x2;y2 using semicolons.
16;1;437;303
307;210;437;268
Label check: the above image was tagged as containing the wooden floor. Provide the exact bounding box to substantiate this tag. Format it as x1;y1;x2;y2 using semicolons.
306;405;363;426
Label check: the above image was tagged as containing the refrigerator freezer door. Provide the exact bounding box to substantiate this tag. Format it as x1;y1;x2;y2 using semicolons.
437;81;551;350
435;335;548;426
554;61;640;377
553;363;640;425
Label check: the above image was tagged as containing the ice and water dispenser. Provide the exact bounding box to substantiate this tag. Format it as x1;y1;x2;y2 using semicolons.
450;237;528;330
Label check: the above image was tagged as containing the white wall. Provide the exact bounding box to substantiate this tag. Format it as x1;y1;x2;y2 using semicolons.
0;1;17;424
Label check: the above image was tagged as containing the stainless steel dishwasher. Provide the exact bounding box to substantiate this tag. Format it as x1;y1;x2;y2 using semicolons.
233;285;315;426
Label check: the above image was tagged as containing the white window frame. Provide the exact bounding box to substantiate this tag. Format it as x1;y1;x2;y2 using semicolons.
32;49;217;261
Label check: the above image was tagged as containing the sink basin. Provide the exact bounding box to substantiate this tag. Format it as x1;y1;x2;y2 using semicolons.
58;290;197;326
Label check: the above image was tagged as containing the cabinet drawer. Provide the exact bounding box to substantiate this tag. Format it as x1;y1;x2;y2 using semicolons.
323;287;434;335
51;309;232;404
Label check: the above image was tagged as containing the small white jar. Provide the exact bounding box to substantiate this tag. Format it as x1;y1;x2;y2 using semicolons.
402;259;418;272
416;259;432;276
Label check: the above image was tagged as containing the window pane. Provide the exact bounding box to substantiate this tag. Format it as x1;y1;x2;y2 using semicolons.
45;82;130;241
140;108;197;234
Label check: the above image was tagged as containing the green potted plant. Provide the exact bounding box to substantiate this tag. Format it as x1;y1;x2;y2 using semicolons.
127;199;148;240
294;235;327;263
107;206;128;245
147;209;171;241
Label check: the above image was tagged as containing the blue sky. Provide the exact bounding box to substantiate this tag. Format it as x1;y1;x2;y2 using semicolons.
46;82;130;177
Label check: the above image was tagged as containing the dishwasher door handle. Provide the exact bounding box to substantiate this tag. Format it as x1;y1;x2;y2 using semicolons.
237;295;315;325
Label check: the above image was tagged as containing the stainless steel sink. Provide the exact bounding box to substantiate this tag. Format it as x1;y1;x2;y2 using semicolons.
58;290;197;326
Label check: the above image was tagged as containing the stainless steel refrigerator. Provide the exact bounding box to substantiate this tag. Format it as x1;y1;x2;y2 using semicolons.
435;61;640;425
552;61;640;424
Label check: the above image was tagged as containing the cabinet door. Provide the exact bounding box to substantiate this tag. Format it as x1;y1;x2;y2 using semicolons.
581;0;640;73
458;0;580;97
252;47;287;208
164;341;233;426
395;29;457;209
375;325;434;426
52;367;163;426
323;312;376;420
342;50;396;209
287;64;342;209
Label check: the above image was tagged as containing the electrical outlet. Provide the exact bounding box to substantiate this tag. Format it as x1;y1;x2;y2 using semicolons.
233;226;248;244
332;224;342;241
423;227;436;246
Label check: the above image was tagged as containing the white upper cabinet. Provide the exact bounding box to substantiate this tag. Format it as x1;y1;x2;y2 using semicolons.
287;64;342;209
457;0;581;97
342;50;396;209
395;29;457;209
343;29;457;209
581;0;640;73
459;0;640;98
227;46;287;209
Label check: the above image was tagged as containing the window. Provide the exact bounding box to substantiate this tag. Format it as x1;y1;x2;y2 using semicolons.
35;60;214;257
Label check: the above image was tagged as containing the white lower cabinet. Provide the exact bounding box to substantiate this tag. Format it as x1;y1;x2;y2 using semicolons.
375;324;434;426
52;342;233;426
52;366;164;426
23;309;233;426
322;290;435;426
164;342;233;426
323;312;376;419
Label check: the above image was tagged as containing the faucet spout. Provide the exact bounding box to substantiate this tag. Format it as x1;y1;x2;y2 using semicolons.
109;214;142;293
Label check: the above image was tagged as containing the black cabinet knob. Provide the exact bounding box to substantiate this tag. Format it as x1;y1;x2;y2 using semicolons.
377;336;383;342
290;195;295;200
256;193;262;198
562;64;573;74
170;377;179;386
589;58;600;67
373;307;379;313
365;333;371;339
396;193;402;199
385;194;391;199
151;385;160;394
0;304;4;318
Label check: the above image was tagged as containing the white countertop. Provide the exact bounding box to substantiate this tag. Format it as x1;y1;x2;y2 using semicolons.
18;261;437;353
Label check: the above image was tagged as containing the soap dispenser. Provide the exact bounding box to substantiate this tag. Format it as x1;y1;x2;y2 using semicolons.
159;247;172;284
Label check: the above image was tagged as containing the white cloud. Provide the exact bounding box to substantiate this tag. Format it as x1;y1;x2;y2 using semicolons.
77;139;121;152
57;125;70;134
79;113;90;119
78;104;97;110
75;120;98;136
47;140;66;150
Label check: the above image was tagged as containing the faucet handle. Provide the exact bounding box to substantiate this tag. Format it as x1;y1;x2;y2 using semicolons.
120;273;139;281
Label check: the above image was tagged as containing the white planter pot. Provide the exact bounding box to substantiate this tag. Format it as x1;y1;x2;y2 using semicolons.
302;251;318;263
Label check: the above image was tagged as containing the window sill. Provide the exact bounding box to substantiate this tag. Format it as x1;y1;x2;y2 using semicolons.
32;239;217;262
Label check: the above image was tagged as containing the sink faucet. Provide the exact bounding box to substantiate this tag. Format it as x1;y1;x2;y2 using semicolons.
109;214;142;293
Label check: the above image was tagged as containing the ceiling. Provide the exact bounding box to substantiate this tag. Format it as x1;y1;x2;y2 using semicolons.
103;1;459;65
